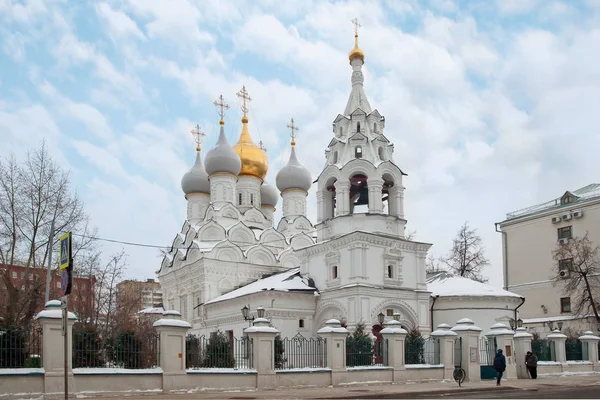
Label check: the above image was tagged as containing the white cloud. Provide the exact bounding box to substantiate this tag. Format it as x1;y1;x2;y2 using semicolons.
96;2;145;40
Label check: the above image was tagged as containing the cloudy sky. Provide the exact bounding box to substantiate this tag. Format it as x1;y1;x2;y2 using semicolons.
1;0;599;286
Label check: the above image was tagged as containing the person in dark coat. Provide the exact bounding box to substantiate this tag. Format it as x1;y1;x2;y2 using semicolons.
493;349;506;386
525;351;538;379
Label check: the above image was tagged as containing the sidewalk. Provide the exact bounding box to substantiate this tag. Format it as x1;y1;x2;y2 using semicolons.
74;372;600;399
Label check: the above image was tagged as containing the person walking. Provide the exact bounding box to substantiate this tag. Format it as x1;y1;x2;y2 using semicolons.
493;349;506;386
525;351;538;379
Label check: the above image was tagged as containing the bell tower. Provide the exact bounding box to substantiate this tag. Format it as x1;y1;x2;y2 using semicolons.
315;20;407;241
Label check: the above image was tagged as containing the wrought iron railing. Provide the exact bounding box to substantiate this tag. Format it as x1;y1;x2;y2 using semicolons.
275;333;326;370
566;339;583;361
72;327;159;369
0;325;43;368
479;337;497;365
186;332;253;370
532;338;555;362
405;336;439;365
346;336;387;367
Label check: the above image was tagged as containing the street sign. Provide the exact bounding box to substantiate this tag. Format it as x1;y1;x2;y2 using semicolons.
60;269;72;296
59;232;72;270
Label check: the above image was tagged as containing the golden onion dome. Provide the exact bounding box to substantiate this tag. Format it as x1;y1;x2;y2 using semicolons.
233;115;268;180
349;34;364;64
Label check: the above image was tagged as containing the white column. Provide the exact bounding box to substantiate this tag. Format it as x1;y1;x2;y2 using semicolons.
35;300;76;394
547;330;567;363
367;179;384;214
316;189;325;222
513;328;533;379
485;323;516;379
451;318;482;382
334;181;350;216
579;331;600;368
245;317;279;389
380;320;407;382
431;323;458;380
209;173;237;207
153;310;191;392
317;319;349;386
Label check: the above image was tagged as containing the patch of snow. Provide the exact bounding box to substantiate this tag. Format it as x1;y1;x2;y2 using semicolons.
192;240;221;252
538;361;562;366
427;272;522;298
522;314;591;324
153;319;191;328
340;380;392;386
186;368;257;374
0;368;44;375
347;366;392;371
35;309;77;320
137;307;164;315
547;330;567;339
245;325;279;333
205;267;315;304
73;368;162;375
380;327;408;335
565;361;593;365
276;367;331;373
405;364;444;369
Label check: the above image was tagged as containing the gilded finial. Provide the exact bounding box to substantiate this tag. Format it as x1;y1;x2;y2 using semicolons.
259;140;267;152
349;18;365;64
287;118;299;146
213;95;230;125
191;124;205;152
236;85;252;122
352;17;361;37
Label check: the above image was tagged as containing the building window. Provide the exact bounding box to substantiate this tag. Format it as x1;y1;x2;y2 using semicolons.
332;266;338;279
560;297;571;313
82;284;86;290
250;193;254;205
299;319;305;328
355;146;362;158
238;193;242;205
74;284;78;289
559;258;573;272
357;121;361;132
373;122;377;133
57;282;61;289
387;265;393;278
82;296;86;301
12;271;16;279
20;272;24;279
558;226;572;240
386;309;394;317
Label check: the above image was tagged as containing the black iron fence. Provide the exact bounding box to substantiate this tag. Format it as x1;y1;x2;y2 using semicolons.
72;326;159;369
346;336;387;367
479;337;497;365
532;338;555;362
566;339;583;361
186;332;253;370
0;325;43;368
405;336;439;365
275;333;326;370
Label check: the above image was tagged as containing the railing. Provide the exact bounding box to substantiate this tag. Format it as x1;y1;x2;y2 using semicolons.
72;326;159;369
532;338;555;362
186;333;253;370
479;337;497;365
275;334;326;370
566;339;583;361
346;336;387;367
406;336;439;365
0;325;43;368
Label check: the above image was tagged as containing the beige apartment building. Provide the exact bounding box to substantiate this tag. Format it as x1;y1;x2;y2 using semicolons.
497;183;600;336
116;278;163;311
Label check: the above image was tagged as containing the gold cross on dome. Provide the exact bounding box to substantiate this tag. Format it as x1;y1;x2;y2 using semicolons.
287;118;299;145
259;140;267;152
191;124;205;151
236;85;252;115
213;95;230;121
352;17;361;36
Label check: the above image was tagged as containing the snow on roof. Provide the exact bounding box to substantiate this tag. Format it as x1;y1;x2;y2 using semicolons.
427;271;522;298
192;240;221;252
137;307;164;315
205;268;316;305
522;314;591;324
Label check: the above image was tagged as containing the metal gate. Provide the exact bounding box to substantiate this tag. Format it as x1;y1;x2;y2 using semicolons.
480;337;497;380
454;337;462;368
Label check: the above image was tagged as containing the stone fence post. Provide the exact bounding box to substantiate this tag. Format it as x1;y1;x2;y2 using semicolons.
485;323;516;379
431;323;458;380
513;327;533;379
245;317;279;389
317;319;349;386
35;300;77;395
153;310;191;392
451;318;482;382
380;320;407;382
547;329;567;363
578;331;600;369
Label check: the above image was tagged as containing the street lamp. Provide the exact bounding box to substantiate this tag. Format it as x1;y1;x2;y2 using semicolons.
393;312;401;322
517;318;523;328
241;305;265;324
377;312;385;325
241;305;251;321
257;306;265;319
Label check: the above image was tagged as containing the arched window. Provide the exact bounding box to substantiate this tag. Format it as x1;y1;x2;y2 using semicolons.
355;146;363;158
378;147;385;161
373;122;377;133
238;193;242;205
250;193;254;205
299;319;305;328
387;265;393;278
332;266;338;279
357;121;361;132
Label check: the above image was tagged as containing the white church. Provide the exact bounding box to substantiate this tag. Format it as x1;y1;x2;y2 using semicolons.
158;27;523;339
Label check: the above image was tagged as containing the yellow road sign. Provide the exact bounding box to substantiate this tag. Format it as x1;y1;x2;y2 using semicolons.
59;232;71;270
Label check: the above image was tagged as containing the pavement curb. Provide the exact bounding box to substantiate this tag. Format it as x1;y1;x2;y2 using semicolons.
315;385;525;399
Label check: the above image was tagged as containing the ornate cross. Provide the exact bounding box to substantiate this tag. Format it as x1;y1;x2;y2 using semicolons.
236;85;252;115
213;95;230;121
259;140;267;152
352;17;361;36
191;124;205;151
287;118;299;145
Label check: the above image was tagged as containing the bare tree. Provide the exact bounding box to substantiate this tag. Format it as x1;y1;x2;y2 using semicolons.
442;222;489;283
0;142;96;327
552;233;600;322
425;254;446;275
405;229;417;241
